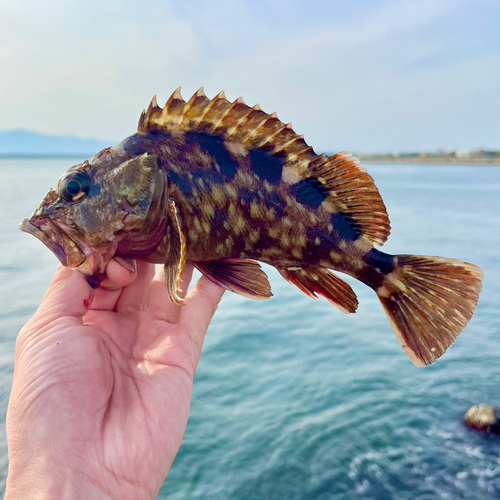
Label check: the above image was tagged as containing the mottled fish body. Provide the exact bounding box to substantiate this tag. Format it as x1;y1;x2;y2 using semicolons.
21;88;483;367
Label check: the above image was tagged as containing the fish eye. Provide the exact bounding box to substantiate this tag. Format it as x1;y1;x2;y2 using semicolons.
58;171;91;204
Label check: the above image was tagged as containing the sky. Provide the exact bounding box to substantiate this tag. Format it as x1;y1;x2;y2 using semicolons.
0;0;498;153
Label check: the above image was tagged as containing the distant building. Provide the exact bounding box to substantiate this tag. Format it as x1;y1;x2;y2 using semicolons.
482;150;500;158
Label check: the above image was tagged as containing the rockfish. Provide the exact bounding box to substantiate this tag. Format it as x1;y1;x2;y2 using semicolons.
20;88;483;367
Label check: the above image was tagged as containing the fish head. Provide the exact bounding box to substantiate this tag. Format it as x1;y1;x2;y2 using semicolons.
20;147;163;277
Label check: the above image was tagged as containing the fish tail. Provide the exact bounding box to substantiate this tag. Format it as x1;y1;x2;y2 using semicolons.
372;254;483;367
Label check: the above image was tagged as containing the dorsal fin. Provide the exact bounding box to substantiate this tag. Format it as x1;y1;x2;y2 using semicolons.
308;152;391;246
138;88;391;246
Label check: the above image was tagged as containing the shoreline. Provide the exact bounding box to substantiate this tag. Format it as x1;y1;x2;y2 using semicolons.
358;157;500;165
0;154;89;159
1;155;499;166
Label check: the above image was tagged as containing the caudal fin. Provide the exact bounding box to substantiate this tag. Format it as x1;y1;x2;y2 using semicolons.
376;255;483;367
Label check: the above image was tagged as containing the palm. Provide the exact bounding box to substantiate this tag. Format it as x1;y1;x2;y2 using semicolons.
6;260;224;500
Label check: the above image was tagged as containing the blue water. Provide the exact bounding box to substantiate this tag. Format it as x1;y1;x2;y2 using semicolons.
0;159;499;499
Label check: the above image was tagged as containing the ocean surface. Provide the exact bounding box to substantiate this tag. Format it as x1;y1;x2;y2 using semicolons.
0;159;499;499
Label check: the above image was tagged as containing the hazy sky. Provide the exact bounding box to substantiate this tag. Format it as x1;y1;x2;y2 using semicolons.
0;0;498;152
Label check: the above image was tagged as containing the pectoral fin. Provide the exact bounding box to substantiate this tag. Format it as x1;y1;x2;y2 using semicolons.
276;265;358;314
164;199;187;306
194;259;272;300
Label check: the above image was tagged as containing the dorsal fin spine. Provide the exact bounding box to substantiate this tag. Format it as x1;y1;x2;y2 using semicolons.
227;103;261;138
143;96;157;129
193;91;225;130
160;87;184;125
242;112;278;144
209;97;242;135
257;122;291;149
166;87;183;109
271;134;305;156
159;105;169;126
170;87;184;103
138;110;147;132
179;90;201;128
173;87;183;98
287;145;314;162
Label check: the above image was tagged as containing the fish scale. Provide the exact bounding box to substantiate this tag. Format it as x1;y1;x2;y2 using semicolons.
20;87;483;367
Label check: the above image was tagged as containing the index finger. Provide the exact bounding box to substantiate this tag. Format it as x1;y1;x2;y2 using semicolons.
89;257;137;312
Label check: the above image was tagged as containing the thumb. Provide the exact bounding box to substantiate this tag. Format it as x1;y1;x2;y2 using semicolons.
15;266;93;360
35;265;94;328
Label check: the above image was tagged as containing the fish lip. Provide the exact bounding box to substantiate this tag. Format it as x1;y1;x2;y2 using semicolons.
20;218;85;267
20;219;68;266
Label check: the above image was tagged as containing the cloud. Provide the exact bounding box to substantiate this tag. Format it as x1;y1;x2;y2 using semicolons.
0;0;199;138
0;0;498;151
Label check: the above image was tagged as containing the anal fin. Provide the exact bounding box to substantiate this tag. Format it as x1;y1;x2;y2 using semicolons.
193;259;272;300
277;266;358;314
164;199;187;306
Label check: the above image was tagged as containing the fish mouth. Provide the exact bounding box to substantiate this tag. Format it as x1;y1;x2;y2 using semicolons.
20;218;86;267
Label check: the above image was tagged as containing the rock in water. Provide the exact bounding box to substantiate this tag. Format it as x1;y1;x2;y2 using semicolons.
464;404;500;434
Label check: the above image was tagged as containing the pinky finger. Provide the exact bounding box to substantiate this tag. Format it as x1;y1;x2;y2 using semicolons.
179;276;225;365
148;264;194;323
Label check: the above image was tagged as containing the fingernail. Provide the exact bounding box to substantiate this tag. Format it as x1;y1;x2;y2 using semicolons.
114;257;136;274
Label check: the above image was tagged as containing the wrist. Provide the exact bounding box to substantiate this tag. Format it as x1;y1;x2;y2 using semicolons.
5;450;156;500
5;455;113;500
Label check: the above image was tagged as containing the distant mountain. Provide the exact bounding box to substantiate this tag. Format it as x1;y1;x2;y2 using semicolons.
0;130;112;156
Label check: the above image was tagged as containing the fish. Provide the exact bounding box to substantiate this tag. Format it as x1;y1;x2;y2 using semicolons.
20;87;484;367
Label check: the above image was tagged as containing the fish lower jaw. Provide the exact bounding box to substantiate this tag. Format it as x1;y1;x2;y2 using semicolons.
20;217;86;267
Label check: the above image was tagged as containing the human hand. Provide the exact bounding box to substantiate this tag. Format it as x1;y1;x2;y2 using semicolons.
5;259;225;500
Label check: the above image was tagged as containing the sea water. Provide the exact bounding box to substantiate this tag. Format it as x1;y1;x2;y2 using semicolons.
0;159;499;499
